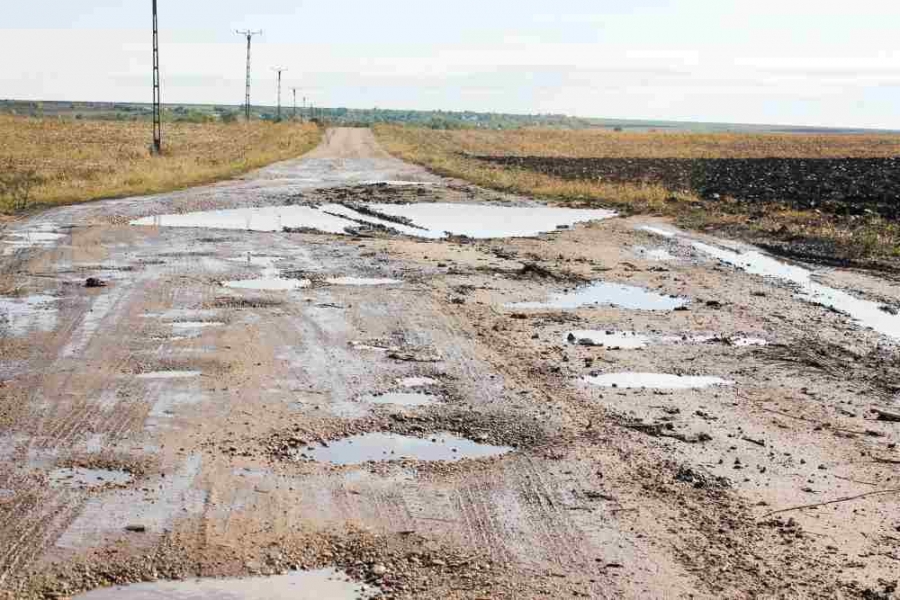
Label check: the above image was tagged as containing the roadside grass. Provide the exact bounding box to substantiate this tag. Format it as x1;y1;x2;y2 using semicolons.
374;125;900;264
0;116;322;214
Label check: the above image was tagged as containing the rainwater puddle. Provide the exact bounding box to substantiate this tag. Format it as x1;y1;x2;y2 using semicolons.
136;371;202;380
73;568;378;600
49;468;133;489
397;377;440;388
326;277;401;286
301;433;511;465
585;373;734;389
567;331;650;349
693;241;900;340
508;282;687;311
131;203;615;240
0;294;58;336
3;228;68;250
224;277;310;291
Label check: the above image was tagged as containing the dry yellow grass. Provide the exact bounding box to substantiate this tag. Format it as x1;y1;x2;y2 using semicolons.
374;125;900;263
404;127;900;159
0;116;322;213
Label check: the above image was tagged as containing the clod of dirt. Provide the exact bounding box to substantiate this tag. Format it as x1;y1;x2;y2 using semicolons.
84;277;107;288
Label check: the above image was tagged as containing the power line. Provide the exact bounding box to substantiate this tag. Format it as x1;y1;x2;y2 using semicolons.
151;0;161;154
273;68;287;121
235;29;262;121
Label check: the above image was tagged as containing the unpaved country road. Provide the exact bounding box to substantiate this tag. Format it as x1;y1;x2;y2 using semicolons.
1;128;899;599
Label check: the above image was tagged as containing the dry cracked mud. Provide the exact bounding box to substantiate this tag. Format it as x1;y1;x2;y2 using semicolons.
1;128;899;599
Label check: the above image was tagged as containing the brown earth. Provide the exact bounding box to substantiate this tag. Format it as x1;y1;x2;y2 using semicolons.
0;128;899;599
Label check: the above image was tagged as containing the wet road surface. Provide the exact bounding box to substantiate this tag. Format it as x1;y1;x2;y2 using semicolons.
1;128;900;599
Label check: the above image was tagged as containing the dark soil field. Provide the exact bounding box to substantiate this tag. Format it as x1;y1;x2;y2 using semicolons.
474;155;900;219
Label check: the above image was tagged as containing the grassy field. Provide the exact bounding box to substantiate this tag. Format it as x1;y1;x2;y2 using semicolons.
0;116;322;214
374;125;900;265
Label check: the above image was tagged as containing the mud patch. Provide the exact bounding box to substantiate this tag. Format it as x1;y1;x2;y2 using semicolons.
73;568;378;599
297;432;512;465
209;297;286;310
585;372;734;389
508;282;687;311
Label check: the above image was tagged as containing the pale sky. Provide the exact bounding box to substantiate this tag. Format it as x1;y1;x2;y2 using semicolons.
1;1;898;128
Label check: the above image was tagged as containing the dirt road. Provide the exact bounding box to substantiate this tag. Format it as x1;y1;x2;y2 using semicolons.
1;128;899;599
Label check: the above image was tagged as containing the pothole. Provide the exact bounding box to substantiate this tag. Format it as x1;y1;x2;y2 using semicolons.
585;373;735;389
131;203;616;240
48;467;134;489
72;568;378;599
326;277;401;286
296;432;512;465
693;240;900;340
508;282;687;311
567;331;650;349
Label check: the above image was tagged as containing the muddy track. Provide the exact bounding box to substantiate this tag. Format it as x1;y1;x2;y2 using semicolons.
1;128;899;599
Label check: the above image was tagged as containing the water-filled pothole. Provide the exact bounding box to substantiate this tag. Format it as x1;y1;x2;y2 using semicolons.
585;373;734;389
693;241;900;340
567;331;650;349
131;203;616;240
298;432;511;465
326;277;401;286
224;278;310;291
508;282;687;311
73;568;378;599
397;377;440;388
49;467;133;489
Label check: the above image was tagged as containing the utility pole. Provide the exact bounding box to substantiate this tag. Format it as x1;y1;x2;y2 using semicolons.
303;96;307;121
235;29;261;121
291;87;298;120
273;68;287;121
151;0;161;154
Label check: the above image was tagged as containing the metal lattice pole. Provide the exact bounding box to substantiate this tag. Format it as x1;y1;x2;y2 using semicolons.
273;68;287;121
236;30;261;121
151;0;161;154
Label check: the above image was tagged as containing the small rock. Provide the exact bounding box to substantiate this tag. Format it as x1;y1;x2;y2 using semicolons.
85;277;107;288
124;524;146;533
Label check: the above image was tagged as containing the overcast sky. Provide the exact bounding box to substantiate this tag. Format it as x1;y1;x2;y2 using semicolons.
1;1;898;128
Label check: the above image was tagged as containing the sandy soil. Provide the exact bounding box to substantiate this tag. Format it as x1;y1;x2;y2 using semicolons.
0;128;898;599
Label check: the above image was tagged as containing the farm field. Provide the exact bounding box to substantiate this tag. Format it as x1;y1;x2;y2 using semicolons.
374;126;900;268
0;116;322;214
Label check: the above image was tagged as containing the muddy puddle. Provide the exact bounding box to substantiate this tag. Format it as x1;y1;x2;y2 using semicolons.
585;373;734;389
74;568;378;599
568;331;650;349
49;467;133;489
131;203;615;240
693;241;900;339
224;277;310;291
509;282;687;311
326;277;401;286
638;225;677;238
2;225;68;252
299;433;511;465
0;294;58;336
